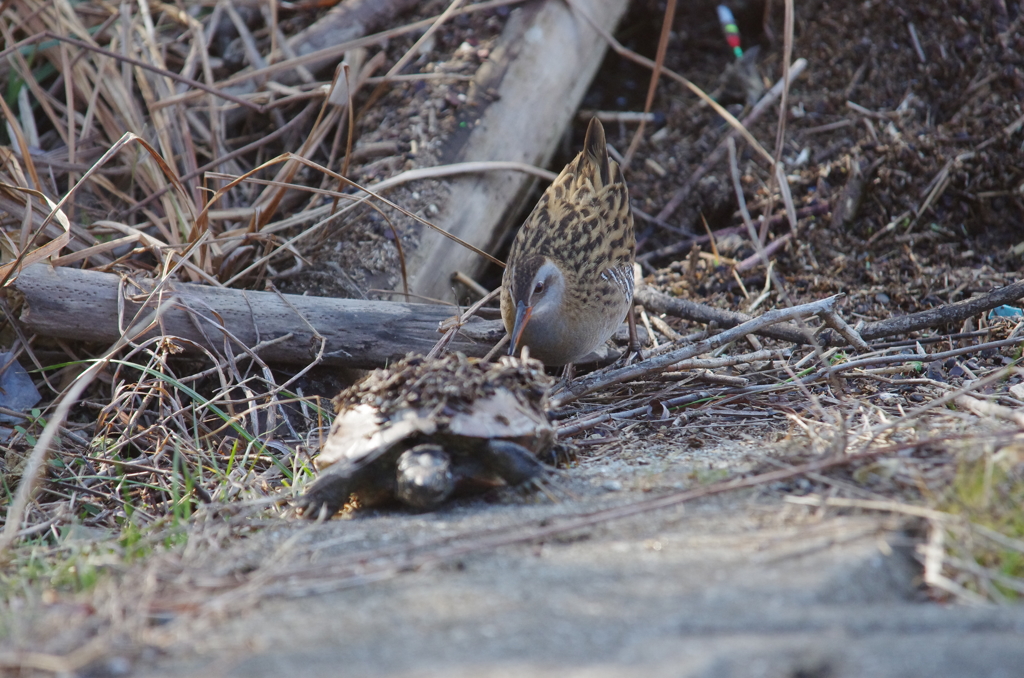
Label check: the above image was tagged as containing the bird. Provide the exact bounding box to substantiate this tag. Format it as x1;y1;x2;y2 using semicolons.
501;117;638;368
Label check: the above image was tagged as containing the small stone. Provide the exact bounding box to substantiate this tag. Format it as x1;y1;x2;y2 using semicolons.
601;480;623;492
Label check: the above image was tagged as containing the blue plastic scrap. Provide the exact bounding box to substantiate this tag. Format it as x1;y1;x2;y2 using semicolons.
988;305;1024;319
0;352;42;424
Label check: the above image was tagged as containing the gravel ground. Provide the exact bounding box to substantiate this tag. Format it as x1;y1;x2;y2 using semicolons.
122;445;1024;678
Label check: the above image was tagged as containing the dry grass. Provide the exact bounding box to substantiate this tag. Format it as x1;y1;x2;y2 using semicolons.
0;0;509;595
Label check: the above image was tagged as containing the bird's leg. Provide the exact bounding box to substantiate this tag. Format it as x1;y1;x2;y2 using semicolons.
547;362;576;396
548;362;575;397
624;305;643;364
561;362;576;383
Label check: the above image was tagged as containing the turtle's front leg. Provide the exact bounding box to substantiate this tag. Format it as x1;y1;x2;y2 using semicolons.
481;439;550;486
295;472;353;520
296;462;386;519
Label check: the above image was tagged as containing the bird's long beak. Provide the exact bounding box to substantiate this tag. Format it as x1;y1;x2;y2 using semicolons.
508;299;533;356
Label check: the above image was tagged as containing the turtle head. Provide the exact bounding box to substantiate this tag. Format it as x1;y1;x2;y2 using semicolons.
396;444;454;509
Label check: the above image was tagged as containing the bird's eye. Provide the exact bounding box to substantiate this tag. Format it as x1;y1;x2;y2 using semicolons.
533;280;546;295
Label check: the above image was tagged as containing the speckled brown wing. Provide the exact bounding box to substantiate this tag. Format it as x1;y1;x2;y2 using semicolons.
501;119;635;334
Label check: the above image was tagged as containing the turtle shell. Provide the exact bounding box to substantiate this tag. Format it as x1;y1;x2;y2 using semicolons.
297;353;555;517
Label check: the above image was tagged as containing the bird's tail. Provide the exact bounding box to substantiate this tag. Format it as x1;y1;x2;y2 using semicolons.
582;117;612;188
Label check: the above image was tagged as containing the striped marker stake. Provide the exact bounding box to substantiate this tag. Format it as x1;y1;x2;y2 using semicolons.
716;5;744;59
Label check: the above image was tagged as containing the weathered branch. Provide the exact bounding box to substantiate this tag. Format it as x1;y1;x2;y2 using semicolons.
12;264;503;369
639;279;1024;348
636;286;813;345
851;279;1024;342
552;295;843;407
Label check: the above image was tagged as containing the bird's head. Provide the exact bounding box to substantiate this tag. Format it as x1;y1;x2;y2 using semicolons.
507;254;566;357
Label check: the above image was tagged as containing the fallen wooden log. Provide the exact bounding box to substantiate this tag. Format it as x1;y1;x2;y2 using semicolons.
13;265;504;369
407;0;632;300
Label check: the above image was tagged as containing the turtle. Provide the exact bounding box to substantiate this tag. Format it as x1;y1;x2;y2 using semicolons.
296;353;557;518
